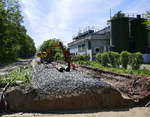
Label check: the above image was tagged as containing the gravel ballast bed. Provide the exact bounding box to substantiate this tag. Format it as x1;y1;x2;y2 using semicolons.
31;64;113;98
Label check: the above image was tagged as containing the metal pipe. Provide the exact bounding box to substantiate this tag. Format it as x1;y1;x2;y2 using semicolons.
61;64;70;72
54;64;64;72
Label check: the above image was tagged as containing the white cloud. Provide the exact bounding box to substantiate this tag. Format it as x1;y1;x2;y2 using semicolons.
21;0;149;47
124;0;150;14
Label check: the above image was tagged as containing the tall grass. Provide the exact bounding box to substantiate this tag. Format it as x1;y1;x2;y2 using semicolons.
0;67;32;87
76;61;150;76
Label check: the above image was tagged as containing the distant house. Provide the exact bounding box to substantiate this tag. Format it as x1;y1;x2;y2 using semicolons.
68;28;110;60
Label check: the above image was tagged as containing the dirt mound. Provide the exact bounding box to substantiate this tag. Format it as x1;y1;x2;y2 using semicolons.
5;86;146;112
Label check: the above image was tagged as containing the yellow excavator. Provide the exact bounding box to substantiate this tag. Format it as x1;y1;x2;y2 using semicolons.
37;42;71;69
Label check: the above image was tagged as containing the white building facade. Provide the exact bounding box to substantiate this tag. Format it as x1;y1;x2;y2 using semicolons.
68;28;110;60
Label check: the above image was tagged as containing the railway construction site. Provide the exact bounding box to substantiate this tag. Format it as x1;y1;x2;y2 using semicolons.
0;59;150;116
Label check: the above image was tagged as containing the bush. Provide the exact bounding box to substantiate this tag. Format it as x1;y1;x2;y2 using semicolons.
107;51;120;68
75;51;143;70
96;52;102;63
101;52;109;66
72;54;90;61
120;51;130;69
129;52;143;70
77;61;90;65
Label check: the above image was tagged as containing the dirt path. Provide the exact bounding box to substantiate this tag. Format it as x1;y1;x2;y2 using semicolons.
1;107;150;117
0;59;32;76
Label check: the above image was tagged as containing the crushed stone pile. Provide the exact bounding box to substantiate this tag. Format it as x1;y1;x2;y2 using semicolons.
31;64;112;97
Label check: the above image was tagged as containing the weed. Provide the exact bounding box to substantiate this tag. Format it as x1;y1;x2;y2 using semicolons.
0;66;32;87
76;61;150;76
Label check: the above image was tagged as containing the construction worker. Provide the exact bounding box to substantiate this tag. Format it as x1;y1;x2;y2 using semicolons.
63;48;71;71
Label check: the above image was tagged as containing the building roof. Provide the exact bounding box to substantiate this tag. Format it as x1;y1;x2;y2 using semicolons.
73;30;94;40
68;27;110;47
95;26;110;34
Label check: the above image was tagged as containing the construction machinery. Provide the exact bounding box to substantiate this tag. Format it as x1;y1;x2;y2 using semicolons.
37;42;71;71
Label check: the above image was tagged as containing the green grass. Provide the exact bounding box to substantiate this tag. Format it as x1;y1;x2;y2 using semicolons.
75;61;150;76
0;66;32;87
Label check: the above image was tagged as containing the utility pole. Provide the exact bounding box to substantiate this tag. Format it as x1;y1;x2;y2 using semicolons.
110;8;112;19
110;8;112;47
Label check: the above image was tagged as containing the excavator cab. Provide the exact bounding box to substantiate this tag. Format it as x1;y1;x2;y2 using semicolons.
37;51;52;63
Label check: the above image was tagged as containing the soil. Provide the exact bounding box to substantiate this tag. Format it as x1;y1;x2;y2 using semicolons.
79;66;150;100
1;107;150;117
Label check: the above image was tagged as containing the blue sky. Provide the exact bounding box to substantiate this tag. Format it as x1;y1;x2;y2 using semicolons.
20;0;150;47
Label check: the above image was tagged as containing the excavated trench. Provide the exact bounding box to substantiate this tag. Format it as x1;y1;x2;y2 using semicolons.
4;63;150;112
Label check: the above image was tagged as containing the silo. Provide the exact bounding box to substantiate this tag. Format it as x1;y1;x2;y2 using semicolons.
131;16;148;53
111;17;129;52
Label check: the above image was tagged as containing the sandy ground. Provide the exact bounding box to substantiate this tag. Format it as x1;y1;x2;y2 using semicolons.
1;107;150;117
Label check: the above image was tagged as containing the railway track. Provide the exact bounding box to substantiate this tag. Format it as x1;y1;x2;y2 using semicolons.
31;61;150;101
30;58;150;97
79;65;150;101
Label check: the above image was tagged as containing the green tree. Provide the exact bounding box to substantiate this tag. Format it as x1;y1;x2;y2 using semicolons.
39;39;61;52
0;0;20;61
144;11;150;29
19;35;36;58
0;0;36;63
111;11;125;20
39;39;64;60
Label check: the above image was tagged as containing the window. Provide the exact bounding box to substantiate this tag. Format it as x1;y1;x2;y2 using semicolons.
82;44;85;51
78;45;81;52
88;41;91;49
95;48;100;52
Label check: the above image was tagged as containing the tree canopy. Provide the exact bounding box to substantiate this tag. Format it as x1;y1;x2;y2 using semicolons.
0;0;36;63
39;39;64;60
144;11;150;29
111;11;125;20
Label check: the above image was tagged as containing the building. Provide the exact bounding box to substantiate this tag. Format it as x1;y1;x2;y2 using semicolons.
110;15;150;53
68;28;110;60
68;15;150;60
